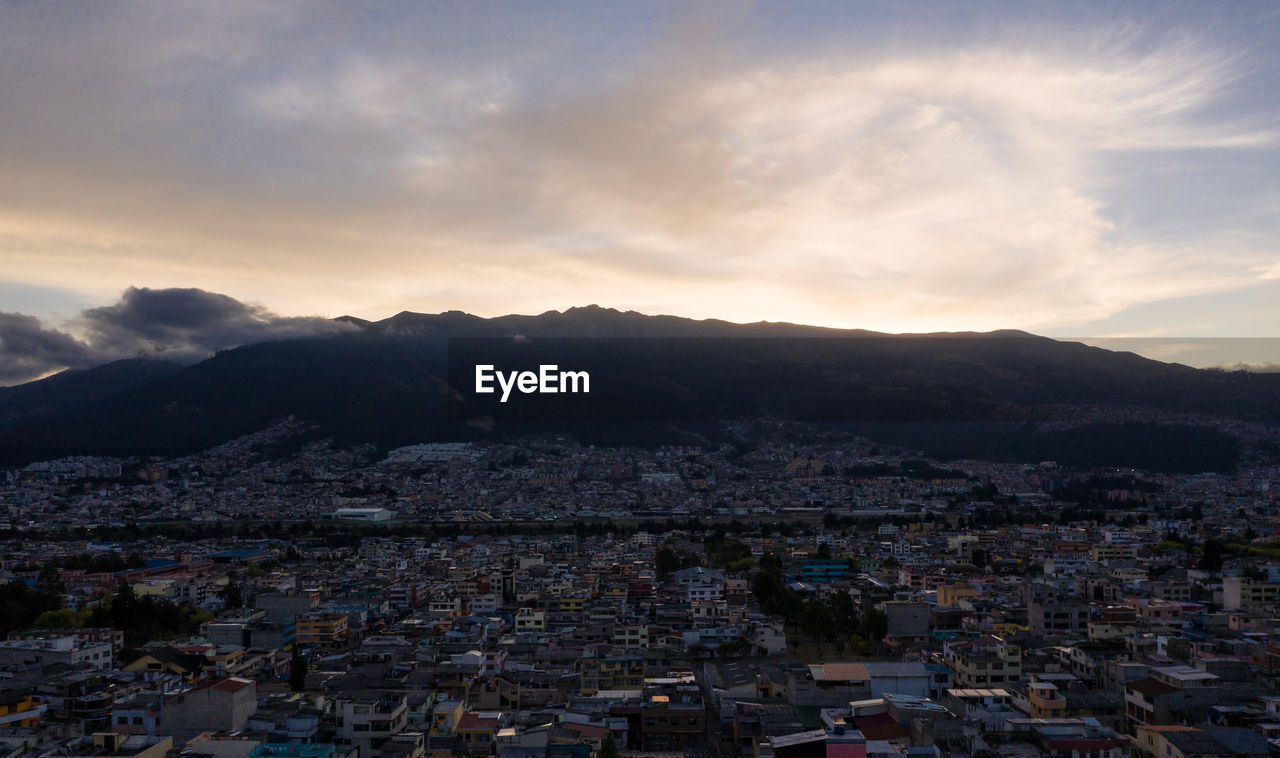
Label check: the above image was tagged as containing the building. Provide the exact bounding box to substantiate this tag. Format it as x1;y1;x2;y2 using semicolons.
163;677;257;738
0;635;112;671
882;602;930;640
577;656;644;695
334;507;396;522
944;636;1022;688
41;733;172;758
639;676;705;751
1223;577;1280;611
1124;667;1221;728
296;613;350;647
1028;599;1090;638
789;662;930;706
0;691;44;729
936;584;977;609
336;695;408;752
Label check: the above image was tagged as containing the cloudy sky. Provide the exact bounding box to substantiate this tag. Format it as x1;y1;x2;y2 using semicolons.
1;1;1278;381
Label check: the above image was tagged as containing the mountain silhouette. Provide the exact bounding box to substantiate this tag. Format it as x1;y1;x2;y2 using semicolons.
0;307;1273;472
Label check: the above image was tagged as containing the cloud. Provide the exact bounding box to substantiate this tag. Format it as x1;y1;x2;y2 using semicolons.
0;287;353;386
0;313;90;385
0;5;1277;333
1212;362;1280;373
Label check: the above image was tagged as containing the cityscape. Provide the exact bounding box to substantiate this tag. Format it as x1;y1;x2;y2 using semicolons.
1;411;1279;758
3;3;1280;758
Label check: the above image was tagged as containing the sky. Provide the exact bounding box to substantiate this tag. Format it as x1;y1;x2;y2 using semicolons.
1;1;1279;383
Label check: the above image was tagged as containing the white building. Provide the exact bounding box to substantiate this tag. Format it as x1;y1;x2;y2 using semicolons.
333;507;395;522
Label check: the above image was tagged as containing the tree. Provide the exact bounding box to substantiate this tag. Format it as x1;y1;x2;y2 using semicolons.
37;562;64;593
289;645;307;692
1199;539;1225;573
598;735;618;758
828;592;857;638
655;549;680;579
221;577;243;609
800;602;835;642
33;608;91;629
861;607;888;642
0;580;62;636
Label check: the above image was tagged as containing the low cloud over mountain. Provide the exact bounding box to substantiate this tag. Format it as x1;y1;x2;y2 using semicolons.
0;286;353;385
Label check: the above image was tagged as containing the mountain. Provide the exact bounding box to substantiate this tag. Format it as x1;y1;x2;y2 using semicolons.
0;357;185;428
0;306;1275;472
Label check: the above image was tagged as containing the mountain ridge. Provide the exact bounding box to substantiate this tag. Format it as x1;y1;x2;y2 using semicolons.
0;306;1272;472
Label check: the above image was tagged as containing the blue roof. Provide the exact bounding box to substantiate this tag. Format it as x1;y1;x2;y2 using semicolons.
144;558;180;569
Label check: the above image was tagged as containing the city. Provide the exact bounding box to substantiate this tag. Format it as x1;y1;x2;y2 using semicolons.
3;3;1280;758
2;417;1279;758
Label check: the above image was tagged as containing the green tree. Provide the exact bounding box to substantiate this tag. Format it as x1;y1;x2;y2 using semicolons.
828;592;857;638
221;578;243;609
655;549;680;579
800;602;835;642
597;735;618;758
861;607;888;642
37;563;64;593
1200;539;1226;573
289;645;307;692
32;608;91;628
0;580;62;636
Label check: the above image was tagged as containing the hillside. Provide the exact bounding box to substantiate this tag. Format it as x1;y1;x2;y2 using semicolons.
0;306;1273;472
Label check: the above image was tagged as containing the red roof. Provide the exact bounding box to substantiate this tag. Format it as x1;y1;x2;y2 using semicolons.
457;712;500;731
192;677;253;693
852;712;909;741
564;723;610;739
1127;678;1177;698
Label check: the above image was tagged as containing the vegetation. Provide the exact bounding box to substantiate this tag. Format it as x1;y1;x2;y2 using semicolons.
0;580;62;636
750;552;890;654
655;548;704;580
597;736;619;758
86;583;213;653
289;645;307;691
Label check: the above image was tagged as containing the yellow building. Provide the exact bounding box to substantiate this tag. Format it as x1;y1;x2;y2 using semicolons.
944;636;1022;688
123;646;206;683
0;693;43;728
1027;682;1067;719
992;622;1029;638
513;608;546;633
1092;544;1138;561
455;711;502;754
431;699;465;734
937;583;977;609
576;656;644;695
1133;726;1223;758
296;613;350;646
